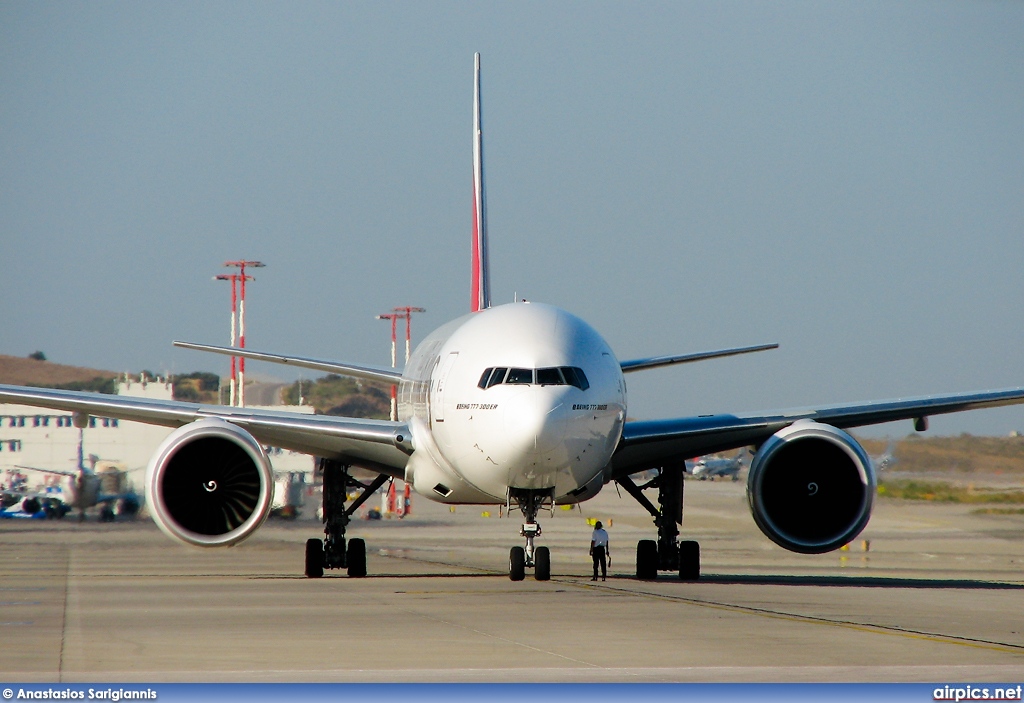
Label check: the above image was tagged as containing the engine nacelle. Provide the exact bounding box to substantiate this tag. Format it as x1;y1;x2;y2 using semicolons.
145;418;274;547
747;420;875;554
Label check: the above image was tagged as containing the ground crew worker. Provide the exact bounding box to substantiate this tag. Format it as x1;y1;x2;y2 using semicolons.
590;520;610;581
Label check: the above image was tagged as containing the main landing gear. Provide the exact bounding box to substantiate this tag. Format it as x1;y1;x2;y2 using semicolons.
617;466;700;581
507;488;552;582
305;458;389;578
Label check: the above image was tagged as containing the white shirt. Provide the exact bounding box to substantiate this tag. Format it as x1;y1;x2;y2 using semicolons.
591;527;609;548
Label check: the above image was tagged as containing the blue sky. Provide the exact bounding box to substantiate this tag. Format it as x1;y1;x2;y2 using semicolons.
2;2;1022;436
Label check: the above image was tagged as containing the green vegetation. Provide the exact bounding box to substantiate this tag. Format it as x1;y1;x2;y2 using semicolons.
28;351;46;361
28;376;115;394
878;480;1024;504
172;372;220;403
971;507;1024;515
284;375;391;419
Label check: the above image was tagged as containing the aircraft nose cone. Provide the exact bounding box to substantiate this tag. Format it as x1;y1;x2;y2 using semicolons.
502;390;567;460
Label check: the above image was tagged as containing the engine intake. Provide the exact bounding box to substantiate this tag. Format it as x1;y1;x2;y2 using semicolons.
145;418;274;547
747;420;875;554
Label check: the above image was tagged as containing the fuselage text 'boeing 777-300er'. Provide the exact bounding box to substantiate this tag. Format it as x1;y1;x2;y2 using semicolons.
3;54;1024;582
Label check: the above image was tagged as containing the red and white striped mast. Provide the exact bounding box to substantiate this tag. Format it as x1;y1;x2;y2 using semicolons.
375;312;400;421
220;260;264;407
393;306;426;364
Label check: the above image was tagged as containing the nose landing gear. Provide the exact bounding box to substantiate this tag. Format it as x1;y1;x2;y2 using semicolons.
508;489;552;581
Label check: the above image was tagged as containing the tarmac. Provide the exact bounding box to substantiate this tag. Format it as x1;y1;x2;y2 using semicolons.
2;478;1024;683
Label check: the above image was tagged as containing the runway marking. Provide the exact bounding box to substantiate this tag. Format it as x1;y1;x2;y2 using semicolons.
59;546;70;683
566;578;1024;656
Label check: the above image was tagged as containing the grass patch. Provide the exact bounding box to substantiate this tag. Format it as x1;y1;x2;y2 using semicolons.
878;480;1024;504
971;507;1024;515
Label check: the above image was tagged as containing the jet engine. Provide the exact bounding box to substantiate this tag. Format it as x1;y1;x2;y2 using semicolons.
747;420;875;554
145;418;274;547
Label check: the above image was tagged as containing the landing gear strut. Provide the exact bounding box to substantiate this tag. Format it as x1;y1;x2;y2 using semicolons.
507;488;552;581
617;466;700;581
305;458;389;578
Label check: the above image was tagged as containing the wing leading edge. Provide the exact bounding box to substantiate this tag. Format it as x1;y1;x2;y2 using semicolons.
173;341;402;385
620;343;778;373
0;384;411;477
612;385;1024;479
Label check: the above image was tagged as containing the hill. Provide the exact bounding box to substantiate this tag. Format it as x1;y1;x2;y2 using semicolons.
860;435;1024;476
0;354;119;387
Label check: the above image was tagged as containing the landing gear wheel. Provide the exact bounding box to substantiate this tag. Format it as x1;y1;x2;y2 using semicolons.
509;546;526;581
678;540;700;581
636;539;658;580
347;538;367;578
534;546;550;581
305;538;324;578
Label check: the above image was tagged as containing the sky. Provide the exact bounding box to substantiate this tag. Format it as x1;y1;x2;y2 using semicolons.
1;2;1022;437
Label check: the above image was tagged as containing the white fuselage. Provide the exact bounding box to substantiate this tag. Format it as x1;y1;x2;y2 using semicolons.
398;302;626;505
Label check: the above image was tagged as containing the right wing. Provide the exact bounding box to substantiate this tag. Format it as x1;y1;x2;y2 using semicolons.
0;385;411;477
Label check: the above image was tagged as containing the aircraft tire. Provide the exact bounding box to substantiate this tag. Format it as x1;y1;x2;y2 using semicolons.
509;546;526;581
534;546;550;581
679;540;700;581
636;539;658;580
347;538;367;578
304;538;324;578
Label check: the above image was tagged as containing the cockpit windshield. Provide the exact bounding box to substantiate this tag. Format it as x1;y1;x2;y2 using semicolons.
476;366;589;391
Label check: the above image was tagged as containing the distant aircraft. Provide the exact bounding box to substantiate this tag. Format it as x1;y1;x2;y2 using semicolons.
690;451;748;481
871;441;897;472
16;429;141;521
2;54;1024;583
0;469;68;519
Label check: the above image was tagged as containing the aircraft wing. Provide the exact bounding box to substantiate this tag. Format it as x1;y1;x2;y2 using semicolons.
619;343;778;373
611;386;1024;478
172;341;402;385
0;385;410;477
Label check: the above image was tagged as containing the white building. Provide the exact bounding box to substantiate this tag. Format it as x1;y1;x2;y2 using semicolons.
0;375;316;497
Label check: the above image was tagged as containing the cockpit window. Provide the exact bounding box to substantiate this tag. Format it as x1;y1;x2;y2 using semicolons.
477;367;507;389
561;366;590;391
478;368;493;389
536;367;563;386
505;368;533;385
478;365;590;391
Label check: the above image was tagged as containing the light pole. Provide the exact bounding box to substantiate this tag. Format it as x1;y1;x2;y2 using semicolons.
217;260;264;407
393;306;426;364
376;313;400;421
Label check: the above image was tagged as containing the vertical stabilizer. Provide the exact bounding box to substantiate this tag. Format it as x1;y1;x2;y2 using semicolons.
471;53;491;312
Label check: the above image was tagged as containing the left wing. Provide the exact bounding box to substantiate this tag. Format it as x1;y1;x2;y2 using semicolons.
0;385;411;477
611;386;1024;478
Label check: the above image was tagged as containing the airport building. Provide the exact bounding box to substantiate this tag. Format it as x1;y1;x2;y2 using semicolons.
0;374;316;513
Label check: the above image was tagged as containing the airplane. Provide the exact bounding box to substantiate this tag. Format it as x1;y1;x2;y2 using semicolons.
15;429;142;521
2;53;1024;582
871;441;897;472
689;451;748;481
0;469;68;519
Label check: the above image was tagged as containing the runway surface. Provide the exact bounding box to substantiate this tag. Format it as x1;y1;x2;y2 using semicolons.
2;480;1023;682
